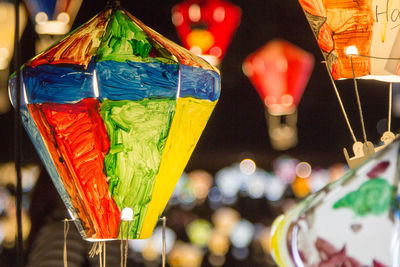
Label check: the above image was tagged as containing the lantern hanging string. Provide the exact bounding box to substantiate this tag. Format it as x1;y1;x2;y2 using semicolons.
323;61;357;143
120;223;123;267
63;219;72;267
120;221;129;267
124;221;129;267
161;216;167;267
350;55;368;143
13;0;23;265
388;82;392;132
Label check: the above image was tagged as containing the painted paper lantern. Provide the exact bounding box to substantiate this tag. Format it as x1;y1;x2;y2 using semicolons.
9;6;220;240
243;40;314;150
172;0;241;66
270;138;400;266
298;0;400;82
24;0;82;35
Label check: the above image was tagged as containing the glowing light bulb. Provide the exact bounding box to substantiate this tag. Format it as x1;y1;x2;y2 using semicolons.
345;46;358;56
121;207;133;221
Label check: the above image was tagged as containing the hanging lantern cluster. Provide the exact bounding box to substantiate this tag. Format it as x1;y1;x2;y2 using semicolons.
172;0;241;66
9;4;220;241
243;39;314;150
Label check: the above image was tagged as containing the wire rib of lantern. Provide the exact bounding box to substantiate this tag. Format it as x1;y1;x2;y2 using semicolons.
13;0;23;265
323;61;357;143
161;216;167;267
356;54;400;60
350;55;368;143
389;82;392;132
124;221;129;267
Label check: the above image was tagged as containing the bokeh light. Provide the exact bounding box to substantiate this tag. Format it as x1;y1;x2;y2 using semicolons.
186;219;213;247
239;159;256;175
295;162;312;178
230;219;255;248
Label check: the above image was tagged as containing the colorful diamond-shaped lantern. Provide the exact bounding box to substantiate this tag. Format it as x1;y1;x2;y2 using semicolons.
270;138;400;266
298;0;400;81
9;6;220;240
243;40;314;150
172;0;241;66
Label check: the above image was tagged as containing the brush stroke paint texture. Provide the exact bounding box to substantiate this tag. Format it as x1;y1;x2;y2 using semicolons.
100;99;175;239
333;178;394;216
10;7;220;240
27;100;120;239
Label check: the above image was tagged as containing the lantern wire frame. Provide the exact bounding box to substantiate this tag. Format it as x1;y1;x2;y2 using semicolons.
11;0;24;265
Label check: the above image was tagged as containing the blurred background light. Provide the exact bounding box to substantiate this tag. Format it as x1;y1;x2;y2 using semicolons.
231;246;249;260
264;174;286;201
230;219;255;248
186;219;213;248
212;207;240;236
295;162;312;178
239;158;256;175
273;156;298;183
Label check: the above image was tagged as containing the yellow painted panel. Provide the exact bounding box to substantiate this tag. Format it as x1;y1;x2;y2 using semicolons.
139;97;216;238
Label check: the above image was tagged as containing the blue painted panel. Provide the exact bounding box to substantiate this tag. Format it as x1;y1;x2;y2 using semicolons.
96;60;179;101
23;63;95;103
179;63;221;101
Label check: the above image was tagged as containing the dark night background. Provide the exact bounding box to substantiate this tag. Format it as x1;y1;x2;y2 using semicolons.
0;0;398;266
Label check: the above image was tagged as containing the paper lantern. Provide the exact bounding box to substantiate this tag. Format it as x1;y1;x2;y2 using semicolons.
243;40;314;150
9;5;220;240
298;0;400;168
298;0;400;82
24;0;82;35
270;138;400;266
172;0;241;66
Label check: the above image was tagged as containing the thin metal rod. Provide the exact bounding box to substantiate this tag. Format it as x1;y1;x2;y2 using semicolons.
389;82;392;132
161;216;166;267
63;219;70;267
13;0;23;266
350;55;367;142
323;61;357;143
124;221;129;267
120;223;123;267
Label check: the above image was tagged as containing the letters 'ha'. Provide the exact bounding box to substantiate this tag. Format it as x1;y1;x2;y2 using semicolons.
270;138;400;266
299;0;400;81
8;6;220;240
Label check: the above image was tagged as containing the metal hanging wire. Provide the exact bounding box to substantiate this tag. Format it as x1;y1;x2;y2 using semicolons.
323;61;357;143
350;55;368;142
13;0;23;266
388;82;392;132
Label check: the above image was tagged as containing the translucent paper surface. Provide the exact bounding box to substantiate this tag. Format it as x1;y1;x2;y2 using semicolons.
299;0;400;81
271;138;400;266
9;7;220;240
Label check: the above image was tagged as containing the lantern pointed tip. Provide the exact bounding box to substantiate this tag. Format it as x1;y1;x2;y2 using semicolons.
106;0;121;9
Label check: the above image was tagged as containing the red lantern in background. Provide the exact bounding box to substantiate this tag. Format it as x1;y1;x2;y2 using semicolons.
172;0;241;66
243;40;314;150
